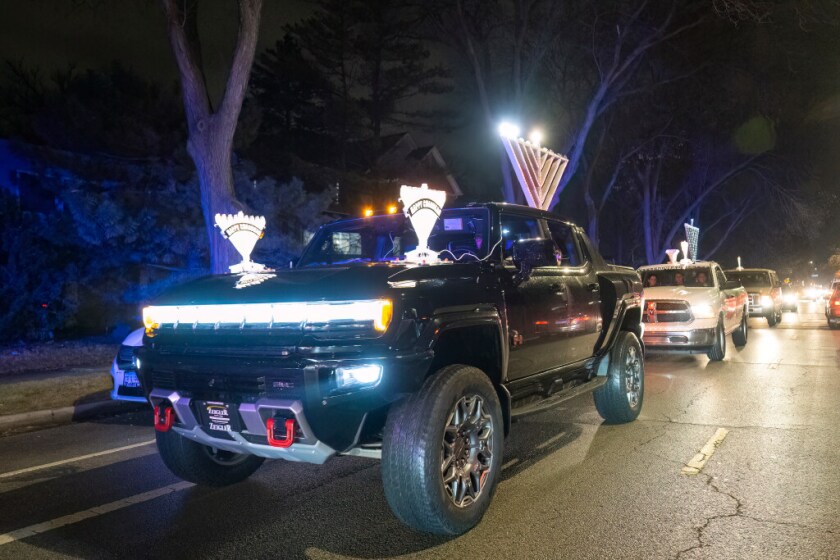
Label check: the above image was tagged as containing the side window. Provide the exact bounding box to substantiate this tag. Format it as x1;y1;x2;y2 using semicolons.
500;214;542;262
546;221;582;267
715;267;727;288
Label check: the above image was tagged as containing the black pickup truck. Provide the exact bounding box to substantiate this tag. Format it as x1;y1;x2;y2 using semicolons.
137;202;644;535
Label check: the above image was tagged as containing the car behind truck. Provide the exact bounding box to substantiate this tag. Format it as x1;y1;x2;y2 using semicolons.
137;202;643;535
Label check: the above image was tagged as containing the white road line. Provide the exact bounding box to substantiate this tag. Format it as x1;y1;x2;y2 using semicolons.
681;428;729;476
0;480;194;546
0;440;155;479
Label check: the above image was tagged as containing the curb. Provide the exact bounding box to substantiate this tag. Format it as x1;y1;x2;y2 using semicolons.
0;400;147;431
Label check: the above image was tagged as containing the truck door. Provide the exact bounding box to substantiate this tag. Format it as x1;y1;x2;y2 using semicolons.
499;212;565;380
545;220;603;364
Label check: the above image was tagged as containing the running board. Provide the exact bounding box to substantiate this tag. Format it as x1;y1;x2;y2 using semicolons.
510;377;607;420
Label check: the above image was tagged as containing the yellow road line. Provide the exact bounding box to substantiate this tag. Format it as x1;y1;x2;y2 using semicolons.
0;480;194;546
0;440;155;479
681;428;729;476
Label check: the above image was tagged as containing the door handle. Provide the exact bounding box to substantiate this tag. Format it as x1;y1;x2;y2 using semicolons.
587;283;600;292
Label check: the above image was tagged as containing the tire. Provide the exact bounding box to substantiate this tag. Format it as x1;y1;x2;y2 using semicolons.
593;331;644;424
156;429;265;487
381;364;504;535
707;318;726;361
767;312;777;327
732;309;748;347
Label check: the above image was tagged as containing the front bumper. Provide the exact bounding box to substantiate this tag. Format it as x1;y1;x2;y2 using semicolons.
642;326;716;352
138;348;433;462
110;361;148;403
150;389;337;463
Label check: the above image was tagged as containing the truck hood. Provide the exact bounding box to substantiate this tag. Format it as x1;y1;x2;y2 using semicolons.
153;265;409;306
151;262;486;306
643;286;717;304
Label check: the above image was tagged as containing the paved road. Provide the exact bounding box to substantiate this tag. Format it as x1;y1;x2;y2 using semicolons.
0;302;837;559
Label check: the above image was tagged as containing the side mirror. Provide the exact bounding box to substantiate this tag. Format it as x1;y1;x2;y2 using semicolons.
724;279;741;290
512;238;555;283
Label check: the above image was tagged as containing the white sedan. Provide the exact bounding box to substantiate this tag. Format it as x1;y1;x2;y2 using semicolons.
110;328;146;402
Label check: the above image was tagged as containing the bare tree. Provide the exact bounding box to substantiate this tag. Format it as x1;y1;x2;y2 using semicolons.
161;0;263;273
547;2;704;209
634;137;763;264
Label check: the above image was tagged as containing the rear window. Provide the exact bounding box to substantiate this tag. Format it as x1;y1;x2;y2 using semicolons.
641;267;712;288
727;271;771;287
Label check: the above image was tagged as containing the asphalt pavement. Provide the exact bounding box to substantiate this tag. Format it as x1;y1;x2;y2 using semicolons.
0;301;837;559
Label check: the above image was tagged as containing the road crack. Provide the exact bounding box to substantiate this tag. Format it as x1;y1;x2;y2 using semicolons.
674;473;741;559
673;475;836;559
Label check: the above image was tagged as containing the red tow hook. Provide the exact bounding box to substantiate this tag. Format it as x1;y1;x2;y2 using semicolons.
266;417;295;448
154;405;174;432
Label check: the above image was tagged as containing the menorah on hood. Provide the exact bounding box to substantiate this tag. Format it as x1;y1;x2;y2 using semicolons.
400;183;446;265
499;124;569;210
215;211;268;274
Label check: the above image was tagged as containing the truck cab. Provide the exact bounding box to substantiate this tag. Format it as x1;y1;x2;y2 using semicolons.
137;203;644;535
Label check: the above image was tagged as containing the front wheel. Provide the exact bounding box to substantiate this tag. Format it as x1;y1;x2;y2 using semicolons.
707;318;726;361
156;429;265;487
767;312;778;327
381;365;504;535
732;310;748;347
593;331;644;424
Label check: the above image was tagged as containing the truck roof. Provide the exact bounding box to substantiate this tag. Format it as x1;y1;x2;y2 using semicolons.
637;261;718;272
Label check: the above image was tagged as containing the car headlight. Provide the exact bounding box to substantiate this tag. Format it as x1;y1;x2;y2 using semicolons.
334;364;383;389
691;304;716;319
760;295;773;307
783;293;796;303
142;299;393;333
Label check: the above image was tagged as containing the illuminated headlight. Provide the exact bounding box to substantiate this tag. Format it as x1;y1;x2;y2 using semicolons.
783;293;797;304
691;304;716;319
134;356;142;370
335;364;382;389
760;295;773;307
142;299;393;333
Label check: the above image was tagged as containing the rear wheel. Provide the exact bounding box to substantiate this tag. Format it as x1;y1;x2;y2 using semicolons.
156;429;264;486
732;309;748;347
381;365;504;535
767;312;777;327
707;318;726;361
593;331;644;424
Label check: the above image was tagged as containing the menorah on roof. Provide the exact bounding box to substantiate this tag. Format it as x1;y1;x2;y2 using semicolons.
499;122;569;210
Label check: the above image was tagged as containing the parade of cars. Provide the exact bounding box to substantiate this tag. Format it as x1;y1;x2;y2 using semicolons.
637;261;748;360
103;131;821;537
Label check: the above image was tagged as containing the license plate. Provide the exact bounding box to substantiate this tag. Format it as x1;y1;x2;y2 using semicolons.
122;372;140;388
204;402;233;433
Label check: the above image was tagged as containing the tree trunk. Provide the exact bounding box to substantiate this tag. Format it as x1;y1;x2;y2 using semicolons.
189;128;240;274
162;0;262;274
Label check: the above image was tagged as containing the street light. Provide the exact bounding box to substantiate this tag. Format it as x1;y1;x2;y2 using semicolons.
363;207;374;217
498;121;520;139
387;204;398;214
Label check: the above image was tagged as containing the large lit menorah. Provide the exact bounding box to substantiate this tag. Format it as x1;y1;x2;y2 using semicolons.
215;211;268;274
684;220;700;262
499;123;569;210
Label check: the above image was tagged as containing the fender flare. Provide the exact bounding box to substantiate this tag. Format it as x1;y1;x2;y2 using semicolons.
594;292;643;376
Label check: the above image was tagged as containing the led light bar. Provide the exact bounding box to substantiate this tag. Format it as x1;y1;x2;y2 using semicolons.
143;299;393;333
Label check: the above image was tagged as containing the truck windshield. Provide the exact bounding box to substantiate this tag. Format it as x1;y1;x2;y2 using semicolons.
641;267;713;288
727;271;771;287
298;208;491;267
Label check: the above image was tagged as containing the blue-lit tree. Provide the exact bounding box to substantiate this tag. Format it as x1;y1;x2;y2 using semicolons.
160;0;263;273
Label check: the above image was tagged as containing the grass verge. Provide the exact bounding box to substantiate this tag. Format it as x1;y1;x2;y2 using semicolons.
0;371;112;417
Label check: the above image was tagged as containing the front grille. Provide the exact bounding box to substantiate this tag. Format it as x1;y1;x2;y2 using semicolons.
117;385;145;397
116;345;135;371
643;300;692;323
148;368;305;401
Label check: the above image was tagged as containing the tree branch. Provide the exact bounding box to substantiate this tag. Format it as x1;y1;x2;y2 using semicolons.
160;0;211;126
218;0;263;129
